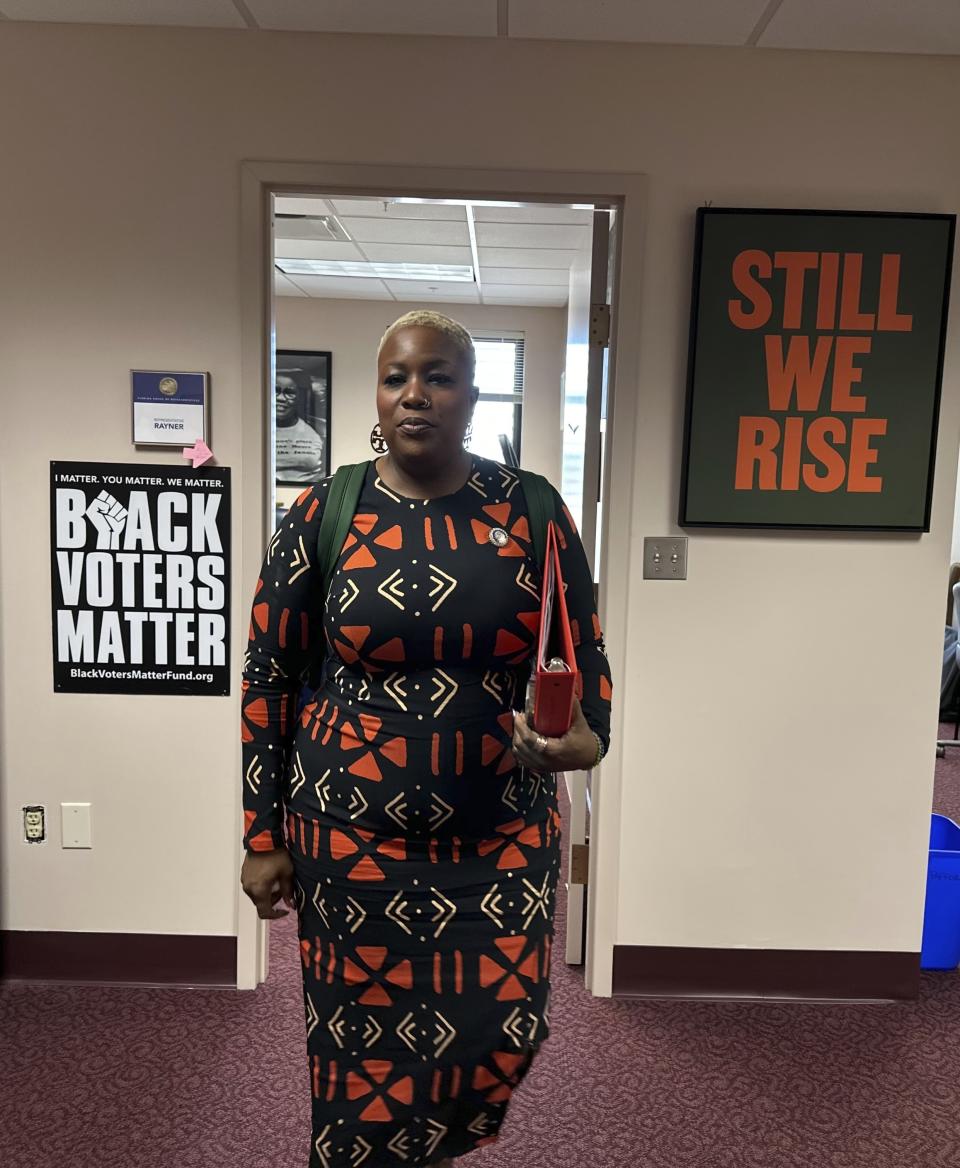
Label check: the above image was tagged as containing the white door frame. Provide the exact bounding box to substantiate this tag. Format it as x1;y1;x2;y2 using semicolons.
238;161;648;995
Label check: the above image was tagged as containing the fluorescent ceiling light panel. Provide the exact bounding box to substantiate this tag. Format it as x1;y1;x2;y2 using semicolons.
276;259;475;282
392;198;595;210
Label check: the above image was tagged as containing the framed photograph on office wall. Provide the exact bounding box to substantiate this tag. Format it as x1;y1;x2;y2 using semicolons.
680;208;956;530
275;349;332;485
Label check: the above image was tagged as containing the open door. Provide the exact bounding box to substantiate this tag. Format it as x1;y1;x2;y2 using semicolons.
563;208;615;965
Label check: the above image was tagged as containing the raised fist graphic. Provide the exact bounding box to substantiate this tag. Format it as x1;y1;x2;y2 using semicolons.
85;490;128;550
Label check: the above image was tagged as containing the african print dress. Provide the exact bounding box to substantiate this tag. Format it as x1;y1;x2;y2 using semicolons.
242;454;612;1168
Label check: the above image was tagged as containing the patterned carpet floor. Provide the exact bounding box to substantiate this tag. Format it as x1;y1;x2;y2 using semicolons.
3;751;960;1168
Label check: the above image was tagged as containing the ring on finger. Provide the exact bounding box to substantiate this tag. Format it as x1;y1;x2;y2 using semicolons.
535;734;548;752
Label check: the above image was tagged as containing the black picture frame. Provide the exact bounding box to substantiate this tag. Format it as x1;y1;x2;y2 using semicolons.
679;208;955;531
275;349;332;486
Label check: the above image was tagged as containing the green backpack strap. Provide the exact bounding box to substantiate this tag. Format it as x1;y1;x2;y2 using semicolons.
516;466;558;574
317;461;370;600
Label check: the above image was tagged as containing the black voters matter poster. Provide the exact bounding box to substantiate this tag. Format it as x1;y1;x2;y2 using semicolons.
50;462;230;695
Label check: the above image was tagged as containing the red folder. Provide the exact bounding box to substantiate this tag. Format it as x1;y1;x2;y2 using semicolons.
530;520;582;737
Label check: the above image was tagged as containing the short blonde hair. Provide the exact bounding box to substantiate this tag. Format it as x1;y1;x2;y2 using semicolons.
378;310;476;381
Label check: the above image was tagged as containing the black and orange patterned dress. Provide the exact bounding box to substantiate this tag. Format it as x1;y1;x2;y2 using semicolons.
242;454;611;1168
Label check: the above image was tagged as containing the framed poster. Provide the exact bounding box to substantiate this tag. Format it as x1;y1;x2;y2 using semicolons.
680;208;955;530
50;461;230;695
275;349;331;485
132;370;207;446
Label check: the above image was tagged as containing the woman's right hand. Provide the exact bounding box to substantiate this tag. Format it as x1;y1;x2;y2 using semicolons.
241;848;295;919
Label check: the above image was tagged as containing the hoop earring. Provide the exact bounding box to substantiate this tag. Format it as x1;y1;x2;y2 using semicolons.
370;423;388;454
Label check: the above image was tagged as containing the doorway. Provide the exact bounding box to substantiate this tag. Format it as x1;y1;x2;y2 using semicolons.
239;162;647;996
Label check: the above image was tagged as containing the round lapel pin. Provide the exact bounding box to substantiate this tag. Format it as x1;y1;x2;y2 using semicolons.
488;527;509;547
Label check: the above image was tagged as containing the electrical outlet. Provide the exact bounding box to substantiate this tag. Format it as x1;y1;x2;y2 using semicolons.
643;536;688;580
23;805;46;844
61;802;92;849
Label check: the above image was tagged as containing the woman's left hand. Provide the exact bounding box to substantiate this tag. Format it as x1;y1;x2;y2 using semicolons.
512;696;598;773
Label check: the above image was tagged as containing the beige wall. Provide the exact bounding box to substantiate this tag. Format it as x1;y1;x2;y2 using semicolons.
0;24;958;970
276;297;565;481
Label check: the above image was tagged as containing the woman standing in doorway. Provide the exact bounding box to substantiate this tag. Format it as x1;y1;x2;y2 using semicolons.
241;311;612;1167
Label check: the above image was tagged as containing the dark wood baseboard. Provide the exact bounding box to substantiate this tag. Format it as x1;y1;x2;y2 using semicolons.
0;930;237;987
612;944;920;1002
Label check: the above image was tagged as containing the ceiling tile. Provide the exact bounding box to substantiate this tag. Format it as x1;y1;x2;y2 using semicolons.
285;275;394;300
482;297;568;309
357;243;474;266
509;0;769;44
339;217;470;246
383;280;481;303
482;283;569;303
760;0;960;54
479;267;570;286
274;272;307;297
0;0;246;26
475;222;591;250
478;247;581;269
245;0;497;36
329;198;468;221
275;218;353;242
472;204;594;225
274;196;337;216
274;240;366;261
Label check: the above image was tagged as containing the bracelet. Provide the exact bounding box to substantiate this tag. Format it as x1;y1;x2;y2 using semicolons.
591;732;605;769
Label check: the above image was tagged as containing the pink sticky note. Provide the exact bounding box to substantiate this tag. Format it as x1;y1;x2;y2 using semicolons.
183;438;214;468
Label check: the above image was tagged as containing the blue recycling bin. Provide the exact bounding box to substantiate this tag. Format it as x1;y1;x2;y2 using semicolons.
920;814;960;970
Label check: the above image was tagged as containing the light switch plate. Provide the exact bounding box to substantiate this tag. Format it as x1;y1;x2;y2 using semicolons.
643;536;688;580
61;802;92;849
